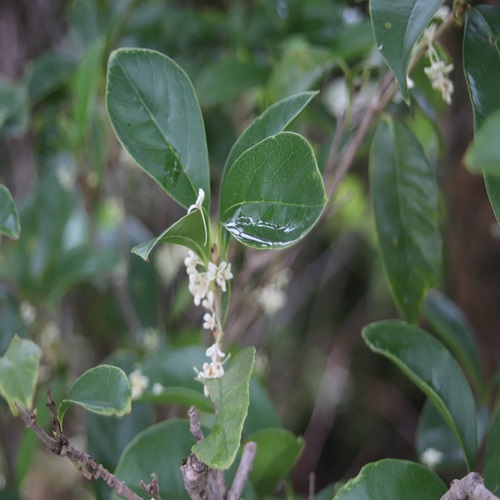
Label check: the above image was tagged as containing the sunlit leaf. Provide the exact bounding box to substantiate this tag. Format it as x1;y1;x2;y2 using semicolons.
363;320;477;470
0;184;20;239
106;48;210;209
58;365;132;425
0;335;42;416
370;0;445;102
334;459;446;499
370;118;441;323
220;132;326;249
192;347;255;470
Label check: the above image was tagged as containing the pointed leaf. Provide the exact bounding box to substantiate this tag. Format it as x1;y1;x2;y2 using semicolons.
0;184;20;239
465;109;500;176
245;429;304;497
132;209;210;263
362;320;477;470
334;459;446;499
463;6;500;224
483;408;500;495
423;289;483;392
106;49;209;209
0;335;42;416
223;91;318;177
112;419;194;499
58;365;132;425
192;347;255;470
220;132;326;250
370;118;441;323
370;0;445;102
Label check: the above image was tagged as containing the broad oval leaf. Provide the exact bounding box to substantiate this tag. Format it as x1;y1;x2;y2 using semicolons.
334;459;446;499
0;335;42;416
423;289;483;392
132;209;210;264
370;118;441;323
483;407;500;495
106;49;209;210
192;347;255;470
57;365;132;424
463;6;500;224
370;0;444;102
220;132;326;250
112;419;194;500
245;428;304;497
223;91;318;177
0;184;20;239
362;320;477;470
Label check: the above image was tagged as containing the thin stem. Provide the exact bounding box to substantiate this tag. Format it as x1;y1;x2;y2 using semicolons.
227;442;257;500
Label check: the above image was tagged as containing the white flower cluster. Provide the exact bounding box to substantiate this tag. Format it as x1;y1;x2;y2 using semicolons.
184;249;233;395
129;368;149;400
257;268;291;316
421;7;454;104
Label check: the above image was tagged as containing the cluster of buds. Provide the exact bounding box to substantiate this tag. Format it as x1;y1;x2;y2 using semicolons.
420;7;454;104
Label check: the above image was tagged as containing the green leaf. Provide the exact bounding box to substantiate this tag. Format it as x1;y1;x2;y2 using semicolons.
106;48;210;210
196;57;269;106
0;79;29;137
223;91;318;178
0;335;42;416
112;419;194;500
132;209;210;263
463;6;500;224
370;0;445;102
245;429;303;497
370;118;441;323
220;132;326;249
483;407;500;495
57;365;132;425
192;347;256;470
362;320;477;470
423;289;483;392
244;378;281;435
465;109;500;175
0;184;20;239
334;459;446;499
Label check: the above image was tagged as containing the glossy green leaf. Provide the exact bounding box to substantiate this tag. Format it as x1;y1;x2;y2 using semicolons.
0;184;20;239
196;57;269;106
334;459;446;499
106;48;210;210
370;119;441;323
483;407;500;495
58;365;132;425
192;347;256;470
0;335;42;416
220;132;326;249
370;0;444;102
223;91;318;177
245;428;303;497
423;289;483;392
465;109;500;175
132;209;210;264
362;320;477;470
112;419;193;499
0;79;29;137
416;399;464;471
464;6;500;224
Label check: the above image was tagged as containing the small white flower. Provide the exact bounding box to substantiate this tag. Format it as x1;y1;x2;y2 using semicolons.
20;301;36;326
420;447;444;469
203;313;217;331
197;361;225;380
434;6;450;21
184;250;201;271
202;290;215;310
206;343;225;362
188;272;210;306
129;369;150;400
187;189;208;245
216;262;233;291
424;59;454;104
152;382;164;395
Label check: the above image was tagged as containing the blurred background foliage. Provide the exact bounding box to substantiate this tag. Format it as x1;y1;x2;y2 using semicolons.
1;0;498;498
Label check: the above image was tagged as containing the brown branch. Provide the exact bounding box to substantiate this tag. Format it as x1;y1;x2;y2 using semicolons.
140;478;161;500
16;392;152;500
227;442;257;500
441;472;500;500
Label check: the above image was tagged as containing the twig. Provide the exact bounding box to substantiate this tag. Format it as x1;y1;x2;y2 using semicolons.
307;472;316;500
227;442;257;500
188;405;205;443
140;478;161;500
16;392;149;500
441;472;500;500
